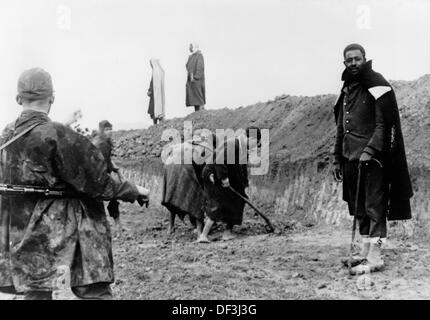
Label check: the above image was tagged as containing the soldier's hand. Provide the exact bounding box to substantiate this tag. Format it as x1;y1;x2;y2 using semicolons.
209;173;215;184
332;163;343;182
359;152;372;162
221;178;230;188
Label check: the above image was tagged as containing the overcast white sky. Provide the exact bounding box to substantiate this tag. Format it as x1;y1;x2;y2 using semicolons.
1;0;429;131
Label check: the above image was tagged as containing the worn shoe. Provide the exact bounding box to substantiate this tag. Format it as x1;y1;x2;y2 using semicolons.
366;240;385;267
341;255;366;267
349;241;384;275
222;230;236;241
342;236;370;267
349;259;384;275
195;235;210;243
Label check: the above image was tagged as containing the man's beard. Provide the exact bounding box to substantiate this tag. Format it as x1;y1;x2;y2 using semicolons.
347;66;360;76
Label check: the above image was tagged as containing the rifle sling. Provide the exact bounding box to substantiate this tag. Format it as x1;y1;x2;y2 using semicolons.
0;122;43;152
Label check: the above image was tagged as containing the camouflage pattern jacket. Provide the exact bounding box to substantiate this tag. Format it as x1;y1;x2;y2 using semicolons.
0;110;140;292
92;133;115;173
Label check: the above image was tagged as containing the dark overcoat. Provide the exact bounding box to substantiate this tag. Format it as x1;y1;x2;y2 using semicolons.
333;60;413;220
186;51;206;107
202;137;249;226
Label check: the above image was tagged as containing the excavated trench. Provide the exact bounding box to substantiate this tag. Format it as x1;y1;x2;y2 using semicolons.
113;74;430;238
116;156;430;237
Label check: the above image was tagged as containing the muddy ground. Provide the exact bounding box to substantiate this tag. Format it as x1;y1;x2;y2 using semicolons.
110;203;430;300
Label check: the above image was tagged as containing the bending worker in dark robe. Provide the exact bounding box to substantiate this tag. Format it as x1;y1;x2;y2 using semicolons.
332;44;413;275
161;138;214;240
186;43;206;112
0;68;149;300
197;127;261;243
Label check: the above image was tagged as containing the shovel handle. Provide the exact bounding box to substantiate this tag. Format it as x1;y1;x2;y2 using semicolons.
228;186;275;233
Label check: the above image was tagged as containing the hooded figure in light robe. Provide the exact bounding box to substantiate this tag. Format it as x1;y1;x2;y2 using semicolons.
147;58;166;125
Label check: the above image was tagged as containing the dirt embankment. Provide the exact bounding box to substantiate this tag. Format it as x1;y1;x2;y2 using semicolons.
113;74;430;234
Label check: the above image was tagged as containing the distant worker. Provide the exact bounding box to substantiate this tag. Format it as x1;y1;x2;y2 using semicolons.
92;121;123;227
186;43;206;112
147;58;165;125
92;120;118;174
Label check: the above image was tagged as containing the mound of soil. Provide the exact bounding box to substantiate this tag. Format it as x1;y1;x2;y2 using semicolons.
113;75;430;169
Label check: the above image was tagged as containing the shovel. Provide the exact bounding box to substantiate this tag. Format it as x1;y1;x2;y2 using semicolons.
228;186;275;233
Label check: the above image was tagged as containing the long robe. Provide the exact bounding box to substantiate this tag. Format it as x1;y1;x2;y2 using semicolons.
147;59;165;120
0;110;140;292
161;142;210;222
202;136;249;226
185;51;206;107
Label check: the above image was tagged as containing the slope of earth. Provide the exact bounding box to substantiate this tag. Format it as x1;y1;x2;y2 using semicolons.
111;203;430;300
113;74;430;168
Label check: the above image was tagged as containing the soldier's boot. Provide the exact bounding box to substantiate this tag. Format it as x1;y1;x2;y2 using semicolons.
72;283;113;300
0;287;18;300
0;292;16;300
350;238;385;275
342;236;370;267
24;291;52;300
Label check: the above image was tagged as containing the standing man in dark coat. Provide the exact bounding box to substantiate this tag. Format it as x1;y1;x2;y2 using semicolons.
186;43;206;112
0;68;149;300
332;44;413;275
196;127;261;243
